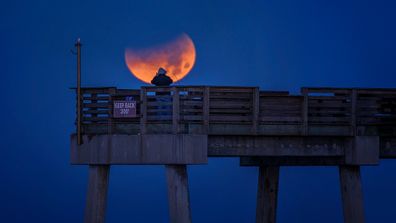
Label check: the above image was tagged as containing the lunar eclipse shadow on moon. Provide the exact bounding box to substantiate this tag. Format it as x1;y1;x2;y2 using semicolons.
125;33;196;84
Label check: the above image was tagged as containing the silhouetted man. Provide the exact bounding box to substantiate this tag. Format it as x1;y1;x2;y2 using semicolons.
151;67;173;116
151;67;173;86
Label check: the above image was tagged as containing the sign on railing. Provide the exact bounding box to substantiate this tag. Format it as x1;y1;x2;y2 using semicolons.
113;100;136;118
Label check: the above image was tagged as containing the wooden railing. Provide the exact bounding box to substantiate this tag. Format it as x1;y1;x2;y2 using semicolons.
78;87;140;134
76;86;396;136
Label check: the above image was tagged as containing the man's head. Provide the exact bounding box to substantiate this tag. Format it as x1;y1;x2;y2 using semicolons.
151;67;173;86
156;67;167;76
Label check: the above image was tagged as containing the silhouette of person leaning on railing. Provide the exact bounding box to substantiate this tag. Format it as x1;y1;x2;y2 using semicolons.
151;67;173;118
151;67;173;86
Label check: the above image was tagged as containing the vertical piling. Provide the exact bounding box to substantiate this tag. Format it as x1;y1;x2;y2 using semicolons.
75;38;82;145
339;165;365;223
84;165;110;223
166;164;192;223
256;165;280;223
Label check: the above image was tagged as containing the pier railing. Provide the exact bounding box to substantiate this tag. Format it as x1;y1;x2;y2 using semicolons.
76;86;396;136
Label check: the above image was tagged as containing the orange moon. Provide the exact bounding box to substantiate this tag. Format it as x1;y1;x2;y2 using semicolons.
125;33;196;84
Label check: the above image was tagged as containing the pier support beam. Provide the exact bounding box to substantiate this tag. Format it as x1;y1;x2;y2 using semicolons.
256;166;280;223
166;165;192;223
339;165;365;223
84;165;110;223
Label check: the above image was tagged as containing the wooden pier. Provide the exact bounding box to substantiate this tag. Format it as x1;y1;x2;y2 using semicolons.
71;86;396;223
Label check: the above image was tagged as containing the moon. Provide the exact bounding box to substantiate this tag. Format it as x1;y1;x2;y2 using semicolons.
125;33;196;84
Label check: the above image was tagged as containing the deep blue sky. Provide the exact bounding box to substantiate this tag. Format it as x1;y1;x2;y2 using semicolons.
1;0;396;222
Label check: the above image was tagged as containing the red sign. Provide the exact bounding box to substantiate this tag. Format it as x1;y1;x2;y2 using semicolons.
113;100;136;118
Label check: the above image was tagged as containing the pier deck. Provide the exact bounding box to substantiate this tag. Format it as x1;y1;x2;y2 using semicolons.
71;86;396;223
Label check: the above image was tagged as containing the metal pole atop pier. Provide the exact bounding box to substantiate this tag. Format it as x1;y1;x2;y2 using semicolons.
75;38;82;145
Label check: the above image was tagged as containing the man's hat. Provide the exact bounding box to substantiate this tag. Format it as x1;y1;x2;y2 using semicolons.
157;67;167;75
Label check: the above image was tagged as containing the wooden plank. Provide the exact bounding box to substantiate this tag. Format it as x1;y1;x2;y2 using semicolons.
356;97;383;101
84;165;110;223
309;96;349;101
83;96;110;101
256;166;279;223
83;103;111;108
261;111;302;116
302;89;308;135
107;88;115;134
260;97;301;105
210;101;252;108
260;105;302;110
81;87;115;94
260;103;301;110
114;89;140;95
259;91;289;96
308;96;350;100
308;117;350;123
205;85;257;89
302;87;351;94
261;95;301;99
182;101;203;106
357;117;396;125
180;108;204;113
209;90;252;94
147;95;173;99
209;115;252;122
147;115;172;121
308;110;350;115
177;87;205;92
357;111;396;117
83;110;110;115
166;165;192;223
339;166;365;223
203;87;210;133
307;125;352;136
83;117;109;122
252;88;259;134
173;87;180;134
147;108;173;113
356;110;382;116
111;119;140;123
179;96;203;101
209;93;252;99
210;87;256;93
71;134;208;164
351;89;357;135
147;101;173;106
140;88;147;134
211;109;251;114
208;135;346;157
357;89;396;95
261;104;302;111
181;115;203;121
356;101;379;107
240;156;345;166
308;101;350;108
143;87;173;92
358;96;396;100
259;116;302;122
